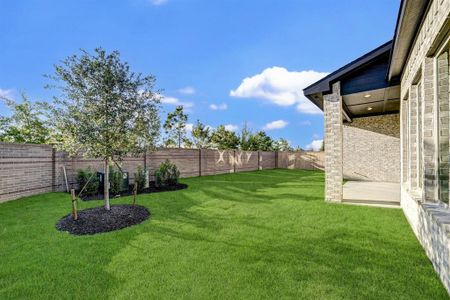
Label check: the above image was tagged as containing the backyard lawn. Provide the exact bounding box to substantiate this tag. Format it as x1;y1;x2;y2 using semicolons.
0;169;448;299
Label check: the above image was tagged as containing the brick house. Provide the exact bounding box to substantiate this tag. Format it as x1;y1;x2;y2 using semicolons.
304;0;450;292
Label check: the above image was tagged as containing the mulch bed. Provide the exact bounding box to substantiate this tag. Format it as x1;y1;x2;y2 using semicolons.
79;183;188;201
56;204;150;235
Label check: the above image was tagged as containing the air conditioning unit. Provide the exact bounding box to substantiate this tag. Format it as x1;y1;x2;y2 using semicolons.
97;171;129;192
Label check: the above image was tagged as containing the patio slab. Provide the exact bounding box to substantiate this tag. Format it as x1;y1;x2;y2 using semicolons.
343;181;400;208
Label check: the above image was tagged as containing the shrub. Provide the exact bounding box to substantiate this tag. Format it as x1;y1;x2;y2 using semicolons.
76;167;100;195
155;159;180;187
109;166;123;195
134;165;147;192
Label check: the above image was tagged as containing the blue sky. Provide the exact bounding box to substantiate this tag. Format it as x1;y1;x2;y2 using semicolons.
0;0;400;149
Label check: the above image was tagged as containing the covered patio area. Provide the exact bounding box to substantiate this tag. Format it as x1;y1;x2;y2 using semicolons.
304;41;401;206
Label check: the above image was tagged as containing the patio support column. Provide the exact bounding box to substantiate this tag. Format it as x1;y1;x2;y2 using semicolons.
323;82;343;202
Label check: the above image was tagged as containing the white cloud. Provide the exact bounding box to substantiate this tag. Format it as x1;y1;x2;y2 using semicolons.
161;95;193;108
263;120;288;130
150;0;168;5
224;124;238;132
305;139;323;151
178;86;195;95
230;67;328;114
0;88;14;99
185;123;193;132
300;120;312;126
209;103;228;111
312;133;322;140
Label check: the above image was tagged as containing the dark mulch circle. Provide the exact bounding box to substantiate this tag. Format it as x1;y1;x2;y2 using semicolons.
80;183;188;201
56;204;150;235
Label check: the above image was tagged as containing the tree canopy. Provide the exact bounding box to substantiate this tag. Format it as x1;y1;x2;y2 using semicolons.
211;125;239;150
47;48;161;209
0;94;50;144
191;120;211;149
163;105;188;148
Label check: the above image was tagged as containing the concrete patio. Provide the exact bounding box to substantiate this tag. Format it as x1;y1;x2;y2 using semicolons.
343;181;400;208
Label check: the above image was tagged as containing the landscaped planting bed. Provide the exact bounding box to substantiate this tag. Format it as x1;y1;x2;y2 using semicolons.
56;204;150;235
0;169;448;299
79;182;188;201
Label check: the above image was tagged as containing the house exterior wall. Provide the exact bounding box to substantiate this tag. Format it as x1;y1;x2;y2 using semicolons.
399;0;450;293
343;114;400;182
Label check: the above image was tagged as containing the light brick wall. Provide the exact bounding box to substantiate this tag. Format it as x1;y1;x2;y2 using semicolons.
343;114;400;182
324;82;343;202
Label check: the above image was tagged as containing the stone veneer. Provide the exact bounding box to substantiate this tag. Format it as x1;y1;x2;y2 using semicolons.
323;82;343;202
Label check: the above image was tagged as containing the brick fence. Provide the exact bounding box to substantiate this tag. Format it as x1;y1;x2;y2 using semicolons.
0;142;324;203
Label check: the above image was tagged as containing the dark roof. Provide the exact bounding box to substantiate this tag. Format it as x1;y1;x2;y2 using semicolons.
388;0;430;81
303;41;393;110
303;41;392;97
303;0;431;113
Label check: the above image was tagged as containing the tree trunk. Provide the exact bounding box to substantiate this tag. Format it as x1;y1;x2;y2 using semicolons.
104;157;110;210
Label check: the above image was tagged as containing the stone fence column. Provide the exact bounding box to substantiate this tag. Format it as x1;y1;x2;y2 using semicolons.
324;82;343;202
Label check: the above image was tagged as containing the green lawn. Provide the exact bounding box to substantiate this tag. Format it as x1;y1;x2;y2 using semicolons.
0;169;448;299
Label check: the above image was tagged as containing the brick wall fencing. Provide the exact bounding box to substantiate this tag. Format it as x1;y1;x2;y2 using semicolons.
0;142;324;203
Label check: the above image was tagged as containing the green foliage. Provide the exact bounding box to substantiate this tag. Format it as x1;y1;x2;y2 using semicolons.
163;138;177;148
76;167;100;195
46;48;160;208
273;138;293;152
191;120;211;149
155;159;180;187
239;122;252;151
182;138;193;148
109;167;123;195
211;125;239;150
46;48;161;158
0;93;50;144
247;131;274;151
134;165;147;192
163;105;188;148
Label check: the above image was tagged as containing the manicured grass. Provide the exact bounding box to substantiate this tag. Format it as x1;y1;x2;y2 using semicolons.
0;169;447;299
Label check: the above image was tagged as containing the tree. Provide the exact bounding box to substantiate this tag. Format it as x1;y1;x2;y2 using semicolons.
47;48;160;210
163;138;177;148
211;125;239;149
163;105;187;148
273;138;293;152
0;94;51;144
248;131;274;151
239;121;253;151
183;138;193;148
191;120;211;149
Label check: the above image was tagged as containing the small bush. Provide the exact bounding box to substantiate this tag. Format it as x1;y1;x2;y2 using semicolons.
134;165;147;192
155;159;180;187
109;167;123;195
76;167;100;195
